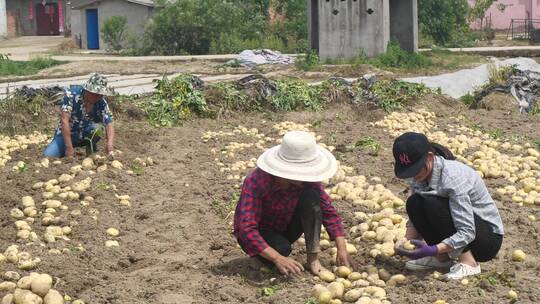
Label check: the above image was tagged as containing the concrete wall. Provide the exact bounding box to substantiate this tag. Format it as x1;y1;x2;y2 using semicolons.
389;0;418;52
0;0;6;38
76;0;152;50
311;0;390;60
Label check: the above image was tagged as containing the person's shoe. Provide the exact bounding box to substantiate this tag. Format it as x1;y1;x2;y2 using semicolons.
405;256;453;271
442;262;481;280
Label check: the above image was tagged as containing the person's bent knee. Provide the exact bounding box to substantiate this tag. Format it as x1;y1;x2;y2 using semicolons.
406;194;424;214
272;241;292;257
299;188;322;211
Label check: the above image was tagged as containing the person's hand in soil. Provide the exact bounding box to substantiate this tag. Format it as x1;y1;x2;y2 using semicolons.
66;146;75;158
274;255;304;276
335;237;354;269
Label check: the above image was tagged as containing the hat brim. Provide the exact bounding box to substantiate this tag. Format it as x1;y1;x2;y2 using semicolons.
394;153;427;179
257;145;337;182
83;87;111;96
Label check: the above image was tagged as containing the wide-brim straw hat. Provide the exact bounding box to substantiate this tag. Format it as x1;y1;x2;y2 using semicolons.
82;73;113;96
257;131;337;182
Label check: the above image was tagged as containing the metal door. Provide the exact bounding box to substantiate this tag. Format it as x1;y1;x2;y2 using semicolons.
86;9;99;49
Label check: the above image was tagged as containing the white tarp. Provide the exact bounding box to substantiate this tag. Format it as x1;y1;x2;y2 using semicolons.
402;57;540;98
234;49;295;67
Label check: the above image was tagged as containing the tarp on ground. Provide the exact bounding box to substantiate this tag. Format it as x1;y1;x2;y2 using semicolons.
402;57;540;99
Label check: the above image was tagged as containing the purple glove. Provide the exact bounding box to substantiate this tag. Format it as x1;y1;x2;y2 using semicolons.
397;239;438;260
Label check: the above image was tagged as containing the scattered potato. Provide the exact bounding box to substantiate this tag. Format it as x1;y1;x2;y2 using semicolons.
30;274;52;297
343;289;362;302
336;266;352;278
111;160;123;170
507;290;518;300
328;281;344;299
319;270;336;283
1;294;13;304
43;289;63;304
106;228;120;237
105;240;119;248
512;249;526;262
14;288;43;304
0;282;17;292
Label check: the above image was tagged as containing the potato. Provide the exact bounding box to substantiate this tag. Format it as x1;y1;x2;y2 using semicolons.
13;288;43;304
43;201;62;209
17;276;34;290
111;160;124;170
320;239;331;249
312;284;328;298
386;274;406;286
21;197;35;208
61;227;72;235
319;270;336;283
329;300;341;304
328;282;344;299
512;249;526;262
43;290;63;304
0;254;6;264
347;272;362;281
16;231;30;240
353;279;370;288
402;240;416;250
0;282;17;292
346;243;357;255
377;269;391;282
507;290;518;300
1;294;13;304
30;274;52;297
81;158;94;170
32;182;44;190
10;209;25;220
105;240;119;247
18;259;40;271
336;266;352;278
433;300;448;304
318;291;332;304
343;289;362;302
528;215;536;221
57;174;73;183
3;272;21;282
356;297;371;304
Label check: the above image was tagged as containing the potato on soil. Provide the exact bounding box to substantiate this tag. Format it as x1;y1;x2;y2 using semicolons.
1;294;13;304
43;290;63;304
336;266;352;278
512;250;526;262
319;270;336;282
30;274;52;297
328;281;344;299
13;288;43;304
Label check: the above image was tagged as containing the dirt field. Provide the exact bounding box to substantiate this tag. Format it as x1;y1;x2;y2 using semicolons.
1;89;540;304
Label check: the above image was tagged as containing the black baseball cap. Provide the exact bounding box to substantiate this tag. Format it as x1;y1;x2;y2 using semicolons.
392;132;430;178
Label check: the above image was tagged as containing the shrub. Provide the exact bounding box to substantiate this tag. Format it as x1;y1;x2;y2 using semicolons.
101;16;128;52
295;50;320;71
372;41;432;69
270;79;324;111
418;0;473;47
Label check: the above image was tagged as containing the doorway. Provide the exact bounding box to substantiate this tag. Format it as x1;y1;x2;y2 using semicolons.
36;3;60;36
86;9;99;49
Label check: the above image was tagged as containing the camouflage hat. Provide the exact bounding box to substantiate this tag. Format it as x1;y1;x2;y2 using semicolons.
83;73;113;96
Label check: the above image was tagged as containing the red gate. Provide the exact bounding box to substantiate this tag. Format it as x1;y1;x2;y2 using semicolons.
35;3;60;36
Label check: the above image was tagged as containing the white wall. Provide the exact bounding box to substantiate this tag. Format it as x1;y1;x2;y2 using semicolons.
0;0;7;38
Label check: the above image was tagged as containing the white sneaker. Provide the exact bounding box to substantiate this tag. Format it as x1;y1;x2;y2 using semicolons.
442;263;481;280
405;256;453;271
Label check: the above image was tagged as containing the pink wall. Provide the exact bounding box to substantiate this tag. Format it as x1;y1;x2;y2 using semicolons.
468;0;540;30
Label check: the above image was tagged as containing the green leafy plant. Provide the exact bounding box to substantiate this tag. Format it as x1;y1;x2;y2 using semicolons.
488;128;504;139
130;164;144;176
460;93;476;106
261;286;278;297
418;0;473;47
304;298;317;304
295;50;320;71
362;79;430;112
0;56;62;76
205;82;256;115
101;16;128;52
372;41;432;70
351;137;381;155
145;74;209;127
270;79;324;111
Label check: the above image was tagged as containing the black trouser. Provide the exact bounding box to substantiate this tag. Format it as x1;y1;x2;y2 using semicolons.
257;188;323;266
407;194;503;262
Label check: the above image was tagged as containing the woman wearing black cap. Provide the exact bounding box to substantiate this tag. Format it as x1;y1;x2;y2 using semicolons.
392;132;504;280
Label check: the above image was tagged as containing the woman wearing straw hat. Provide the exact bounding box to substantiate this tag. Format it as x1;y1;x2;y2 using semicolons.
233;131;352;276
392;132;504;280
43;73;115;158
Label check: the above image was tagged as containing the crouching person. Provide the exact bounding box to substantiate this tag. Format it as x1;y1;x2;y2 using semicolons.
43;73;115;158
393;132;504;279
233;131;353;276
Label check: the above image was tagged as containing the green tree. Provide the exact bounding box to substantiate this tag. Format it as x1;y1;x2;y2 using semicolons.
418;0;471;46
101;16;128;52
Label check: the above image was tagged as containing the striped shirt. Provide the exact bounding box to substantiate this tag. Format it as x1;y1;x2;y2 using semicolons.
233;168;345;257
410;156;504;257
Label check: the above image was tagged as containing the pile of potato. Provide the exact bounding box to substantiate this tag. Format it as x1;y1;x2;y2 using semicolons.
0;133;49;167
312;265;405;303
328;176;405;210
0;271;85;304
0;245;40;271
348;209;407;259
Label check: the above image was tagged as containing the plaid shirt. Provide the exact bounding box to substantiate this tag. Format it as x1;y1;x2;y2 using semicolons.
234;168;345;257
410;156;504;258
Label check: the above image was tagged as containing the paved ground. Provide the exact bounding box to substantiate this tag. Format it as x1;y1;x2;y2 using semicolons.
0;73;253;99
